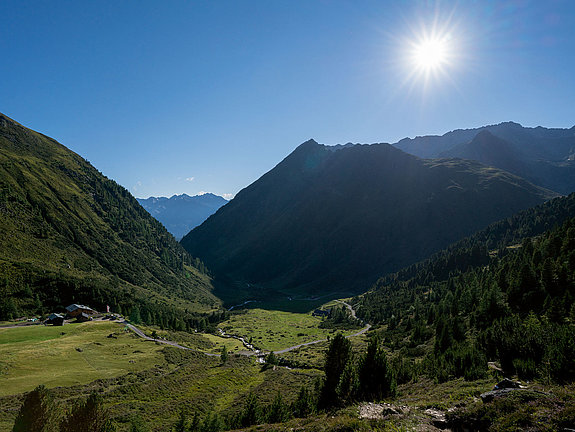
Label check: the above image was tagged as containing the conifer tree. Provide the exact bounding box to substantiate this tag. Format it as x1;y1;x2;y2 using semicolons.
336;360;359;404
172;409;187;432
129;416;150;432
12;385;58;432
220;345;228;365
60;392;115;432
358;336;396;400
292;386;315;417
188;412;201;432
267;392;289;423
266;351;278;366
129;306;142;324
320;333;352;407
240;392;261;427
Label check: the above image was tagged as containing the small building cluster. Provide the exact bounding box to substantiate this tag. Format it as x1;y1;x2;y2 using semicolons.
45;313;65;326
65;304;95;321
44;304;97;326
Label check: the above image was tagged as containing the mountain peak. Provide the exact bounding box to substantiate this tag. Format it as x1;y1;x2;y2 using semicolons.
496;121;523;127
472;129;500;142
299;138;319;146
475;129;495;138
182;138;552;303
137;193;228;239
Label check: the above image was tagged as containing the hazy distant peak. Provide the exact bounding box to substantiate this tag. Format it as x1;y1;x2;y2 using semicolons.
295;139;359;152
496;120;523;128
137;192;228;240
326;142;357;152
473;129;497;140
143;193;226;202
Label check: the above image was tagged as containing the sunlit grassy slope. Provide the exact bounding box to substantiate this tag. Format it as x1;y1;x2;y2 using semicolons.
0;113;219;319
0;316;321;432
0;321;164;396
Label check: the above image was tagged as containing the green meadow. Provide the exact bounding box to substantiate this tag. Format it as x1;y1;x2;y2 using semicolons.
0;321;164;397
0;307;343;399
218;308;357;352
0;317;322;432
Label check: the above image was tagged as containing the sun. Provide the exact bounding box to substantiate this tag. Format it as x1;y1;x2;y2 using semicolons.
412;37;449;71
391;11;463;95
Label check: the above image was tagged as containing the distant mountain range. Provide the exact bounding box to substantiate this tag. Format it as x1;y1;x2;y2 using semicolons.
137;193;228;240
181;138;555;304
395;122;575;194
0;113;218;320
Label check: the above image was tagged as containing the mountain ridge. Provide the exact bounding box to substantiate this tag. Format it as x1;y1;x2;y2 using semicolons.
395;122;575;194
182;138;555;305
0;112;219;322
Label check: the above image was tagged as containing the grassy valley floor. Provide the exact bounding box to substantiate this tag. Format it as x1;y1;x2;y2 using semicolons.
218;308;359;352
3;310;571;431
0;321;165;397
0;308;338;431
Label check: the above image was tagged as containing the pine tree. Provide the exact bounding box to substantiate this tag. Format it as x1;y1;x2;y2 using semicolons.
129;306;142;324
220;345;228;365
12;385;58;432
292;386;315;418
60;392;115;432
200;412;224;432
240;392;260;427
172;409;187;432
267;392;289;423
358;336;396;400
265;351;278;366
189;412;201;432
129;416;149;432
320;333;352;407
336;360;359;404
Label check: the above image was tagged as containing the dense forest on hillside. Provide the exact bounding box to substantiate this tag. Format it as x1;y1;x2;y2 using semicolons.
377;192;575;287
0;114;220;327
356;193;575;384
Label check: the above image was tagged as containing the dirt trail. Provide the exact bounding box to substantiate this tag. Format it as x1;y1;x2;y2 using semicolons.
122;322;220;357
123;301;371;358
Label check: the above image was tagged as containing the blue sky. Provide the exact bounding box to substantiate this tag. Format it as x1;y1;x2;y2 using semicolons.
2;0;574;198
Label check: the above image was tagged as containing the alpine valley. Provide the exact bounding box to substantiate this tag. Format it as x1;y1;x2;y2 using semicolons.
181;136;555;305
137;193;227;241
1;114;575;432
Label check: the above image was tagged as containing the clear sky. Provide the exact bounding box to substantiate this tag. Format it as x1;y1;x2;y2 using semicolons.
2;0;574;198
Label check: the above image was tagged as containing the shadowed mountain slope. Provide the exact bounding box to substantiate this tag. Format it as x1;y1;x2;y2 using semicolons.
181;139;555;304
396;122;575;194
0;113;219;320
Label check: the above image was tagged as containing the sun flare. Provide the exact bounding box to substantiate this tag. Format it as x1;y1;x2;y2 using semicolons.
413;37;449;71
398;26;458;92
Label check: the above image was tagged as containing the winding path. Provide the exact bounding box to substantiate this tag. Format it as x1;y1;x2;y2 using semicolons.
123;301;371;358
336;300;372;336
123;322;220;357
275;301;371;353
